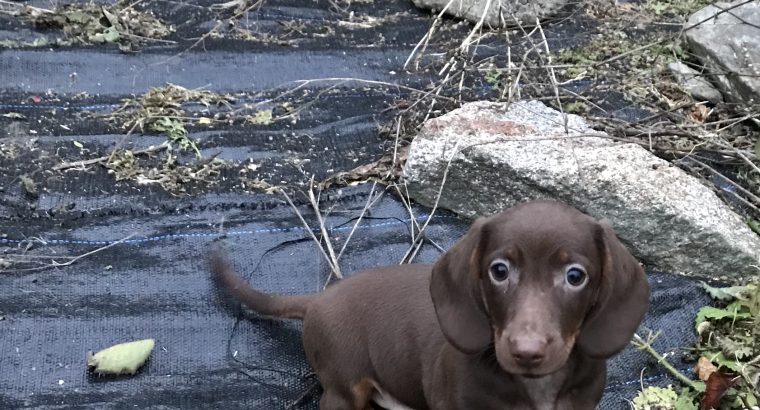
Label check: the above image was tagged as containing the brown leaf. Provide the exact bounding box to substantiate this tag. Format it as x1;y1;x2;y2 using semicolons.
696;356;718;382
689;104;710;123
700;371;737;410
318;145;409;189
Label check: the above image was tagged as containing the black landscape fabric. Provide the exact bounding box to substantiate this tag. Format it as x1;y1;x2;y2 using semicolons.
0;0;711;409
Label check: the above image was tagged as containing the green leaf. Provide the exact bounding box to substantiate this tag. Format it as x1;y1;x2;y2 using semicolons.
30;37;49;47
709;352;743;373
102;26;120;43
720;338;753;360
674;392;698;410
695;306;751;327
632;386;679;409
248;109;273;125
700;282;748;302
65;10;89;24
484;71;501;86
749;219;760;235
746;392;758;407
87;338;155;375
564;101;589;114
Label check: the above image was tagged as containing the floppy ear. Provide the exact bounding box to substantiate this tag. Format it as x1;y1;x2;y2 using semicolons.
430;217;492;354
577;219;650;358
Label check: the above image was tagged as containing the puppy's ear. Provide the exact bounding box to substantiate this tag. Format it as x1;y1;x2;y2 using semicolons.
430;217;491;354
578;220;650;358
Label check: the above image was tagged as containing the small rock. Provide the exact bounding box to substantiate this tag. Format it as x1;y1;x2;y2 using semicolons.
668;62;723;103
410;0;570;28
403;100;760;278
684;0;760;104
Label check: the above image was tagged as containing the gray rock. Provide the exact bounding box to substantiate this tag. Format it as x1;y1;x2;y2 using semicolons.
410;0;569;28
684;0;760;104
668;61;723;103
403;100;760;278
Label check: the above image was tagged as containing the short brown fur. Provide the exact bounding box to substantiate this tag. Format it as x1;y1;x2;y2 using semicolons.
210;200;650;409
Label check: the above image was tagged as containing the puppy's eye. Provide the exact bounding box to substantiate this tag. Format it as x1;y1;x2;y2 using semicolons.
489;259;510;283
565;267;587;287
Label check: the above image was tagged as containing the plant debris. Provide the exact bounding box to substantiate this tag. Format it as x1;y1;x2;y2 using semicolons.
106;145;226;195
693;282;759;408
14;1;172;51
632;386;699;410
632;281;759;409
319;145;408;189
112;83;234;136
96;83;238;194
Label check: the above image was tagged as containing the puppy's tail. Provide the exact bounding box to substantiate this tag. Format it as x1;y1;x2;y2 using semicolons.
210;248;314;320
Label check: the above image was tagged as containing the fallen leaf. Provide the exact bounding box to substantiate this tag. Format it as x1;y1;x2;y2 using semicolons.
690;104;709;123
700;371;737;410
746;392;758;407
749;219;760;235
695;305;751;327
198;117;212;125
19;174;38;198
700;282;748;302
696;356;718;381
1;112;26;119
247;109;273;125
87;338;155;375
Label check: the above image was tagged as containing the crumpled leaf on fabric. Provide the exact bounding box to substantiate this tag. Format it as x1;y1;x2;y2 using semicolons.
696;356;718;382
700;371;737;410
87;339;155;375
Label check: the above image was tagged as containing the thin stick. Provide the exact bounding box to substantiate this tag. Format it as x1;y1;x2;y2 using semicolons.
280;188;342;279
458;0;492;55
682;0;756;32
403;0;455;70
631;332;702;390
2;234;137;273
306;178;342;279
336;181;380;260
685;158;760;206
393;181;421;246
53;142;168;171
401;139;462;263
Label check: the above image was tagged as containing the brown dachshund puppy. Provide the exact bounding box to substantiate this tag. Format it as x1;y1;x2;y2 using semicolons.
211;200;650;409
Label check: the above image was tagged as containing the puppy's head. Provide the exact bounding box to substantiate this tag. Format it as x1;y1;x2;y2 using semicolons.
430;200;649;377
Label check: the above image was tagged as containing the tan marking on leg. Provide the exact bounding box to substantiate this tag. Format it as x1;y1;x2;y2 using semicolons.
350;378;375;410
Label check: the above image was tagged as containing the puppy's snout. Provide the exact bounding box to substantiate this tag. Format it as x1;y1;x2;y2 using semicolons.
509;336;548;368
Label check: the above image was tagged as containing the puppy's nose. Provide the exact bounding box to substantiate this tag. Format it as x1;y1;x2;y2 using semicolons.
510;337;547;368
